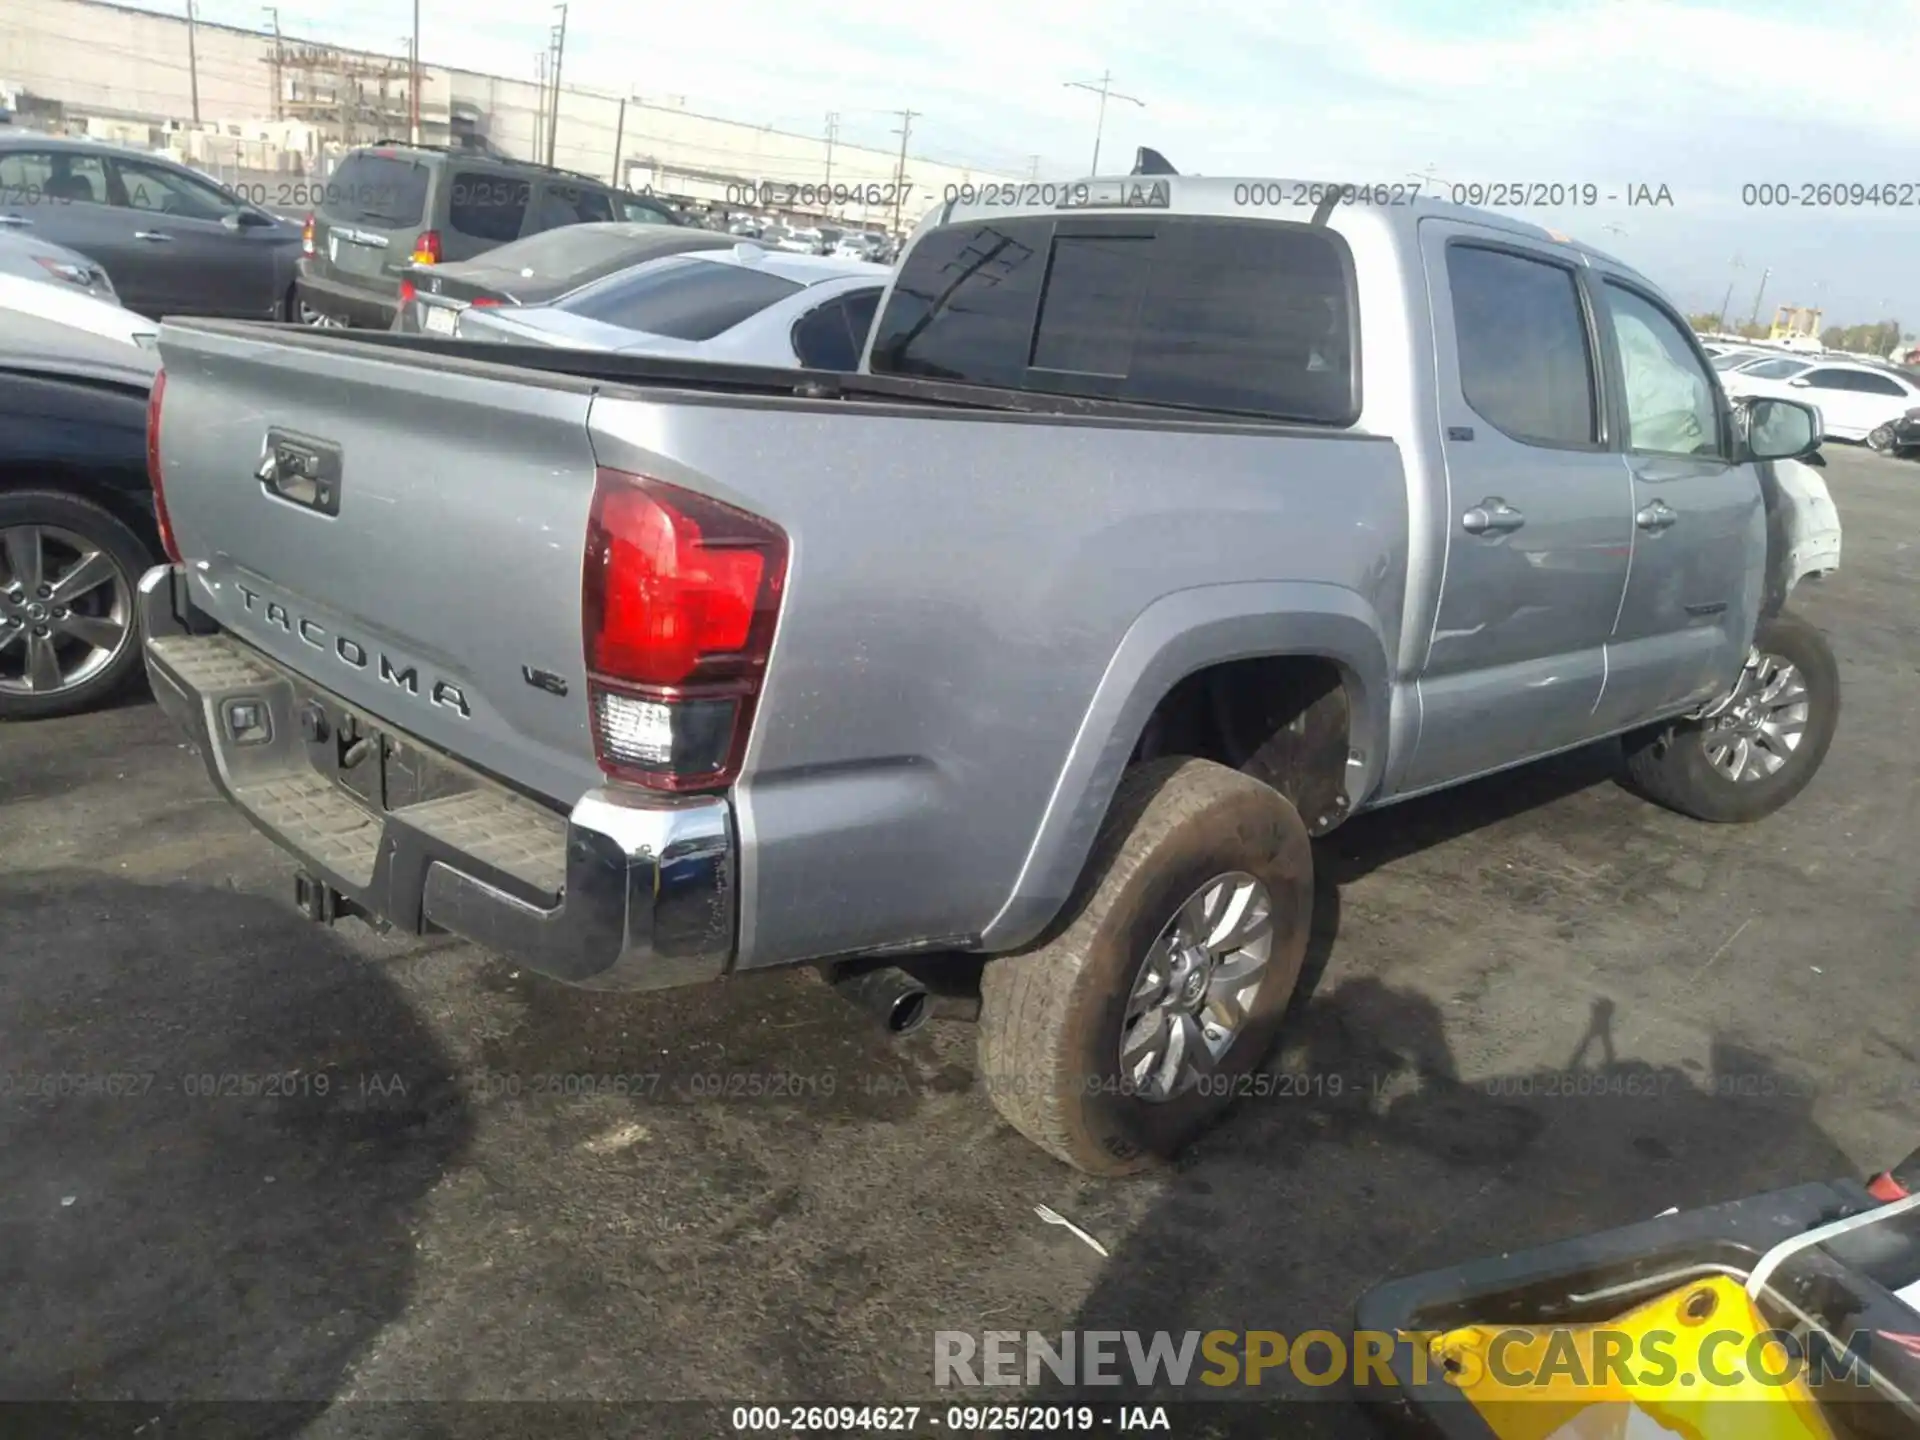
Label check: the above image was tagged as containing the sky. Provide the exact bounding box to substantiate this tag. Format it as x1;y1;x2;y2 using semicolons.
120;0;1920;326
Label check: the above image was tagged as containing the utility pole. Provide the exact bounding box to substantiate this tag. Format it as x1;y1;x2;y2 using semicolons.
1027;154;1040;181
185;0;202;123
889;108;919;234
1063;71;1143;175
611;96;626;187
533;52;546;164
263;7;282;122
544;4;567;167
409;0;420;143
1717;257;1743;332
1748;266;1772;330
824;112;839;187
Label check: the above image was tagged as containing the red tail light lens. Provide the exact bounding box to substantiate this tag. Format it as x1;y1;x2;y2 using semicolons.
411;229;441;264
300;211;314;258
146;368;181;563
398;277;416;305
582;469;787;791
468;296;500;307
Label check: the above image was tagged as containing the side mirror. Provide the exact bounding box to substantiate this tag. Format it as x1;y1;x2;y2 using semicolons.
1788;377;1812;387
222;209;275;231
1738;395;1823;462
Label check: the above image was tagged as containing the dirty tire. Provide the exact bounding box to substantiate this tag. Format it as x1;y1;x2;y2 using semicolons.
0;489;154;721
1867;423;1895;453
977;757;1313;1175
1621;610;1839;823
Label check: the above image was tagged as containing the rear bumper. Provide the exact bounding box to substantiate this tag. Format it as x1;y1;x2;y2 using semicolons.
295;263;398;328
139;564;734;991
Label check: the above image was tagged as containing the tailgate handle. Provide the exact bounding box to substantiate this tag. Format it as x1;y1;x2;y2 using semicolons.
257;431;343;517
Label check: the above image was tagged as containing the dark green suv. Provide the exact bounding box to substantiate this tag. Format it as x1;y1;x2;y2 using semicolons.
294;143;681;328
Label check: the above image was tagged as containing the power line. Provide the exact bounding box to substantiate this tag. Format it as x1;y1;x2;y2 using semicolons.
1063;70;1143;175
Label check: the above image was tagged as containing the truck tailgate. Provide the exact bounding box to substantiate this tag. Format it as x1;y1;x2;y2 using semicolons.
154;323;605;806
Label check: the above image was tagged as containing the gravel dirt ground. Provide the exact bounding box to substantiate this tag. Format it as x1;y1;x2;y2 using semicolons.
2;446;1915;1439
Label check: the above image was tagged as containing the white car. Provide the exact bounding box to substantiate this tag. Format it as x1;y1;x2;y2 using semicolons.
1715;352;1809;382
1724;358;1920;441
454;247;890;370
0;270;155;349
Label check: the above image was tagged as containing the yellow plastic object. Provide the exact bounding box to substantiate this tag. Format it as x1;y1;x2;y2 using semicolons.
1425;1275;1836;1440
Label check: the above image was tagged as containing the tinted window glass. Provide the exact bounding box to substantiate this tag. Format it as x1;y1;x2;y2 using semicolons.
1799;368;1855;390
2;151;108;204
1711;351;1757;371
842;288;880;350
1447;245;1595;445
869;217;1355;422
1602;283;1720;456
792;296;860;369
1852;371;1906;396
449;173;530;242
1741;357;1811;379
559;256;801;339
532;184;615;230
618;195;677;225
322;152;428;227
112;159;240;221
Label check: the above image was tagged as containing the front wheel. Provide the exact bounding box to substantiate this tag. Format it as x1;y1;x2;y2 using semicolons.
1867;423;1896;453
977;757;1313;1175
1621;611;1839;823
0;490;153;720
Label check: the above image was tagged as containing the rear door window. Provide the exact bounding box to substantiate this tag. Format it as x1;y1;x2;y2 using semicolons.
321;152;428;227
618;194;678;225
791;287;883;369
1446;244;1597;447
867;215;1358;423
559;256;802;339
449;173;531;243
1;150;109;205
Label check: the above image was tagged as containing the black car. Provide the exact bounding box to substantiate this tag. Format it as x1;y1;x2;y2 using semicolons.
297;143;683;330
1870;408;1920;458
393;222;745;334
0;310;162;719
0;133;302;321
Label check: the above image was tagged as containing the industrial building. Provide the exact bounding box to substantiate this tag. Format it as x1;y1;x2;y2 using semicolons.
1;0;1016;230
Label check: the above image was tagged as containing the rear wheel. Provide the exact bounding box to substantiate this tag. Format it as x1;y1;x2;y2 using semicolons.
977;757;1313;1175
1621;611;1839;823
0;490;152;720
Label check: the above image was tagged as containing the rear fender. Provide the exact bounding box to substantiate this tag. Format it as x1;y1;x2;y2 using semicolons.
979;581;1392;952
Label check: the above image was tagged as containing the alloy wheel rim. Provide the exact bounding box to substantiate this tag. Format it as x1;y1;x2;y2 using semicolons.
0;525;134;697
1702;649;1809;783
1118;870;1275;1104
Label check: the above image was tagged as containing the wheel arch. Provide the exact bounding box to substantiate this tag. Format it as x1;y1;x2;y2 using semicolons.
0;463;163;562
978;581;1392;953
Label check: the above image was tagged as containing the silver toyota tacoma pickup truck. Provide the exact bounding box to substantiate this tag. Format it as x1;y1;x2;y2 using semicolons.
138;174;1842;1174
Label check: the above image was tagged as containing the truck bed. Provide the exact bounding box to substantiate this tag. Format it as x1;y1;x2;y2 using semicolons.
150;319;1410;970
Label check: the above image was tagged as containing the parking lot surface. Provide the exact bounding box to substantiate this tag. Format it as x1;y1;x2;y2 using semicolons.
3;447;1916;1436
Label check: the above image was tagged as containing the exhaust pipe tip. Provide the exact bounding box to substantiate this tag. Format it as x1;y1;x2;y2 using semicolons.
829;962;936;1036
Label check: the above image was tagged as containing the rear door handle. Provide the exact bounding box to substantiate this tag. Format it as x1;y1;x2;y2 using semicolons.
1636;500;1678;532
1461;498;1526;535
134;230;173;242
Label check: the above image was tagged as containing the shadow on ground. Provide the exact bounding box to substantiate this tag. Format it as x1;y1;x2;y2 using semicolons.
0;871;472;1423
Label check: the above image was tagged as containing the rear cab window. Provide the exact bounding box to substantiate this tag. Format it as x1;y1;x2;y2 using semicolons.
449;171;532;243
320;151;428;227
867;214;1358;424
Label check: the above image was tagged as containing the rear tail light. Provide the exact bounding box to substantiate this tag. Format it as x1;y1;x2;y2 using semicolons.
398;277;416;305
468;296;500;307
411;229;441;264
300;211;314;258
146;368;181;563
582;470;787;792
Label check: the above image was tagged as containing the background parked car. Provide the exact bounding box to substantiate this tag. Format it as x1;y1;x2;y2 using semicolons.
0;267;156;349
1724;358;1920;441
0;229;117;301
0;133;302;321
394;223;744;334
832;231;887;262
0;307;161;718
452;248;888;370
297;142;682;329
